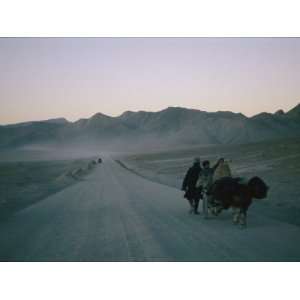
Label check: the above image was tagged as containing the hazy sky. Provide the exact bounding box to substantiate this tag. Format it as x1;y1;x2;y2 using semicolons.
0;38;299;124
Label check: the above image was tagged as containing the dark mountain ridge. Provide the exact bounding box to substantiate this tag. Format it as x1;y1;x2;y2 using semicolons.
1;104;300;150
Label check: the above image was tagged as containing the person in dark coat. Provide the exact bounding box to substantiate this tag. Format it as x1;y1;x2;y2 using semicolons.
182;158;202;214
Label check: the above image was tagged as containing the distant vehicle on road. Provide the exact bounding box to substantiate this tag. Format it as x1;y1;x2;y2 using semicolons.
98;158;103;164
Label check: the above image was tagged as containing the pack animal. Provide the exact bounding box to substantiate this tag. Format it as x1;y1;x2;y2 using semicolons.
209;176;269;227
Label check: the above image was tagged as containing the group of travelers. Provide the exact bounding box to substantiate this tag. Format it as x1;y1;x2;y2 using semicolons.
182;156;269;227
182;157;232;217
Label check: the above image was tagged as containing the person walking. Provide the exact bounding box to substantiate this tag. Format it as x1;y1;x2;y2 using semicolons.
196;159;223;218
213;158;232;182
182;158;202;214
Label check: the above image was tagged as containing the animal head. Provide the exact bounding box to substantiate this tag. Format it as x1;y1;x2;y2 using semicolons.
248;176;269;199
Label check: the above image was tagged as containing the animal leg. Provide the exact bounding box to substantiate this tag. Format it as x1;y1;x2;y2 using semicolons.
215;205;223;216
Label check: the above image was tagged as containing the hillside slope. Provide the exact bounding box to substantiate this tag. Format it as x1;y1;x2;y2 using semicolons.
1;104;300;150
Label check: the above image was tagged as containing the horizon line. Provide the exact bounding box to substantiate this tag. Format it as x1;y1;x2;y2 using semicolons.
2;102;299;126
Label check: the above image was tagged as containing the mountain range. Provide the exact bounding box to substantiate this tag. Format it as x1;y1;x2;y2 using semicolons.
1;104;300;150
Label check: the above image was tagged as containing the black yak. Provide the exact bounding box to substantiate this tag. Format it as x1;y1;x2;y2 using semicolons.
208;176;269;227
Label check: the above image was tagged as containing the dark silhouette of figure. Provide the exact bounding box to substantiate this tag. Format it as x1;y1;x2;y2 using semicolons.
182;158;202;214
